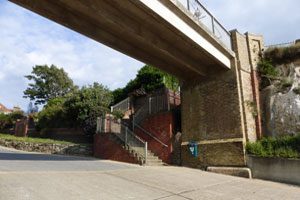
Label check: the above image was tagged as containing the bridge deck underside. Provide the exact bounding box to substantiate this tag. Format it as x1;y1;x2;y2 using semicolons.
10;0;231;80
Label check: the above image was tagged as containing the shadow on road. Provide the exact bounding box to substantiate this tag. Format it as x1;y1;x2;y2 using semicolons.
0;152;95;161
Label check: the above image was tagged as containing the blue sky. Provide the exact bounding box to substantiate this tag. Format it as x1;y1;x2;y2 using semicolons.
0;0;300;110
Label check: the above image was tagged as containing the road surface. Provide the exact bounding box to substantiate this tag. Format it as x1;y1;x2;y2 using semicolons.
0;146;299;200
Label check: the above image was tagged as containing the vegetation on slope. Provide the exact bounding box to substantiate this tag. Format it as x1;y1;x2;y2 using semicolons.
264;43;300;65
246;134;300;159
0;133;74;145
258;43;300;91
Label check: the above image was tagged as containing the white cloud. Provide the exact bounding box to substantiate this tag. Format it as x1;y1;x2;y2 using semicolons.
1;0;300;110
0;1;143;110
200;0;300;45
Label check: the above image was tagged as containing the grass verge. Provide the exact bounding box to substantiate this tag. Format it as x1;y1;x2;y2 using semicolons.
246;134;300;159
0;133;75;145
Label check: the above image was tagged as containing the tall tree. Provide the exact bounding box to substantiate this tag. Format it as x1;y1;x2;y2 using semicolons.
24;65;77;105
112;65;179;104
64;82;112;136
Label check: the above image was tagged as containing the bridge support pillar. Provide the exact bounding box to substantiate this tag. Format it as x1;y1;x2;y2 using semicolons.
180;31;264;168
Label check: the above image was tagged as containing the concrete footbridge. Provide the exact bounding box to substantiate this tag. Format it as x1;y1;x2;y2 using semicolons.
9;0;264;170
10;0;234;80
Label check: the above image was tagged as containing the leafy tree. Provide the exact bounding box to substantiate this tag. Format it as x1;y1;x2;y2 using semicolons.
24;65;77;105
112;65;179;104
0;114;10;130
0;111;25;130
136;65;165;92
36;97;70;130
64;82;112;136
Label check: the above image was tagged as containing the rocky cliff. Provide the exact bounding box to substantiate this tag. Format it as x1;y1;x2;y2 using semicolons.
261;59;300;136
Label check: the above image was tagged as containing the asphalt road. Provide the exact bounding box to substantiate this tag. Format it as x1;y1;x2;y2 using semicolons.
0;146;299;200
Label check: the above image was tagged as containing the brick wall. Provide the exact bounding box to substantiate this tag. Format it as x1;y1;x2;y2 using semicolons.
93;134;139;164
180;31;264;168
15;118;28;137
134;112;174;164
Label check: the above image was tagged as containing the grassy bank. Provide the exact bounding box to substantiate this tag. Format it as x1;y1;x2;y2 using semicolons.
246;134;300;159
0;133;75;145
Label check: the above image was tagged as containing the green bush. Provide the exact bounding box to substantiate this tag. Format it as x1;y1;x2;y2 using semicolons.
36;82;112;137
257;59;279;88
293;86;300;95
264;44;300;64
246;134;300;159
36;97;72;131
112;65;179;105
64;83;112;136
0;111;25;130
112;110;125;119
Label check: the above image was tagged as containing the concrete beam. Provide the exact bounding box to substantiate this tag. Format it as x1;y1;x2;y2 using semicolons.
141;0;232;68
9;0;232;80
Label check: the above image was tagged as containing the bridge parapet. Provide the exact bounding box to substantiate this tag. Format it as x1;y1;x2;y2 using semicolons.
179;0;232;50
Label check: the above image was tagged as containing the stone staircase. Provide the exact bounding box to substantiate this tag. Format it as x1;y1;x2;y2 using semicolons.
106;88;180;166
108;132;164;166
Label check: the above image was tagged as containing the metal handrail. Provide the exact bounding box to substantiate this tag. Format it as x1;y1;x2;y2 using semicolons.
192;0;230;36
183;0;232;49
265;41;296;49
134;123;168;148
111;97;130;113
104;118;148;163
120;124;146;145
133;103;149;125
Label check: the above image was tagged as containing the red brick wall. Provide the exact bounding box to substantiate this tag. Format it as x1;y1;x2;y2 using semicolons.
135;112;174;164
15;118;28;137
93;134;139;164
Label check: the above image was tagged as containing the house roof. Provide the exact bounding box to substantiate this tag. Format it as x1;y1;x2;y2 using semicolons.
0;103;12;113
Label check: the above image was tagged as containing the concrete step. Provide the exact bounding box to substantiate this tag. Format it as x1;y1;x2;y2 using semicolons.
145;160;164;166
109;132;164;166
146;156;160;161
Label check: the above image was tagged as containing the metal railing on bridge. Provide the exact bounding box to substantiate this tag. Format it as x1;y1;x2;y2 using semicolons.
179;0;232;49
265;41;296;49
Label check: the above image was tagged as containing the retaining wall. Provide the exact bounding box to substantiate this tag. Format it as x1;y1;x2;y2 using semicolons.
93;134;139;165
247;155;300;185
0;138;92;156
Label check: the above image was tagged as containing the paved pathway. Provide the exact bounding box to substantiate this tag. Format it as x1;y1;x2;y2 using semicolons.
0;146;299;200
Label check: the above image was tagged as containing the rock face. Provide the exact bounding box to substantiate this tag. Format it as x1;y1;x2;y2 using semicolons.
261;60;300;136
0;138;93;156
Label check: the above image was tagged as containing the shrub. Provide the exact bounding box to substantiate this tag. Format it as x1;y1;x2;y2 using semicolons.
264;44;300;64
36;98;71;131
36;82;112;137
246;134;300;159
64;82;112;137
280;77;293;89
0;114;11;130
112;110;125;119
293;86;300;95
257;59;278;88
0;111;25;130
